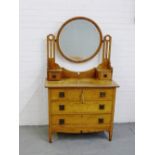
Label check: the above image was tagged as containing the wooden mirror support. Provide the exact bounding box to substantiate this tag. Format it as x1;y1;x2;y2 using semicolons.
46;17;114;81
47;34;62;81
96;35;113;80
47;33;113;81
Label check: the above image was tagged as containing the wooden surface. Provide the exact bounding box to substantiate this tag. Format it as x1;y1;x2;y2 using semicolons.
45;78;119;88
51;114;111;125
52;125;110;133
47;84;118;142
50;100;113;114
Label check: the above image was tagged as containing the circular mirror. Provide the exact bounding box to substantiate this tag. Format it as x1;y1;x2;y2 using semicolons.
57;17;102;63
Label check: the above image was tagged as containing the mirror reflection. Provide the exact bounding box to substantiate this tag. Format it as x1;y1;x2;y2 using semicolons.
57;18;102;62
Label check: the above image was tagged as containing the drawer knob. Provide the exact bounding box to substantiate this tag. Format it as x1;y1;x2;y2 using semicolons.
99;104;105;110
104;74;107;78
98;118;104;124
52;74;56;78
59;105;65;111
59;119;65;125
59;92;65;98
100;92;106;97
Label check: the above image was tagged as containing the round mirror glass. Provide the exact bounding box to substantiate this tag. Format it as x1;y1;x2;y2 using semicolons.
57;17;102;63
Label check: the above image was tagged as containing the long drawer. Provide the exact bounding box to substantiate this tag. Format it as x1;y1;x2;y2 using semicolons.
49;88;114;101
50;101;113;114
51;114;111;125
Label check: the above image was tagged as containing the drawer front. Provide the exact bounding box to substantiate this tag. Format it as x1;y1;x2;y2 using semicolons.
47;71;62;81
51;114;111;125
82;114;111;125
97;69;112;80
51;101;112;114
50;89;82;101
49;88;114;101
52;125;110;133
84;101;112;114
83;88;114;101
51;115;82;125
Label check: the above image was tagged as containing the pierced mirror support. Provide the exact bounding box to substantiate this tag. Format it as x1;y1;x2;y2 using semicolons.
47;34;62;81
47;34;55;68
103;35;112;61
96;35;113;80
47;34;55;60
101;35;112;68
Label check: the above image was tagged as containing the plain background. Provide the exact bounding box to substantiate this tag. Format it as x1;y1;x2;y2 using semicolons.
2;1;155;155
19;0;135;125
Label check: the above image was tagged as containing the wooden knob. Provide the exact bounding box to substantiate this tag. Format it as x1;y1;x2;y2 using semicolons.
98;118;104;124
59;105;65;111
59;119;65;125
100;92;106;97
59;92;65;98
99;104;105;110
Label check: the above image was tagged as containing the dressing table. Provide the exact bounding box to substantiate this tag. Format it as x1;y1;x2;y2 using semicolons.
45;17;119;143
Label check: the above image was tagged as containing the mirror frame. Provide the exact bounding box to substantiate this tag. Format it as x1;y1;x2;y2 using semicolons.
57;16;103;63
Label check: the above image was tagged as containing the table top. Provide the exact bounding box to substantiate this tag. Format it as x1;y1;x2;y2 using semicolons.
45;78;119;88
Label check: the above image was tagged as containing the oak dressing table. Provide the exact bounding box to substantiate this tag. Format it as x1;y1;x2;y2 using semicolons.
45;17;119;143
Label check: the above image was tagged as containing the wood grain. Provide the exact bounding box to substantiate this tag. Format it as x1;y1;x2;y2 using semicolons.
50;100;113;114
46;79;118;142
51;114;111;125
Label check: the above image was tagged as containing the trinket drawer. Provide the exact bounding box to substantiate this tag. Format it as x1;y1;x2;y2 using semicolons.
45;79;119;142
